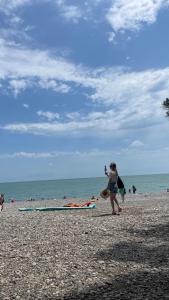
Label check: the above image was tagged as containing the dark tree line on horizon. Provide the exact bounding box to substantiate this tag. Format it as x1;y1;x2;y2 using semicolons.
163;98;169;116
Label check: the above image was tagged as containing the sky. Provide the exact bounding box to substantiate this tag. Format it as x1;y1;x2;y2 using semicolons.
0;0;169;182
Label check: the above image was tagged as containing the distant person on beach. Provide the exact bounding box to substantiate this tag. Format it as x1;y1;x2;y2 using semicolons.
117;176;126;202
0;193;4;211
10;199;16;203
132;185;137;194
128;188;131;194
105;163;122;215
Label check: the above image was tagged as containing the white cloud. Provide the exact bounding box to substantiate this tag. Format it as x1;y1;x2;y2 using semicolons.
0;0;83;23
66;112;81;120
40;0;83;23
38;79;71;93
84;111;108;121
9;78;30;96
106;0;169;33
108;31;116;43
23;103;29;109
130;140;144;148
0;0;34;49
60;4;82;23
1;102;165;136
0;38;82;95
1;121;93;135
37;110;60;121
0;149;112;159
1;111;118;136
1;151;70;158
0;0;32;13
89;67;169;111
0;38;84;83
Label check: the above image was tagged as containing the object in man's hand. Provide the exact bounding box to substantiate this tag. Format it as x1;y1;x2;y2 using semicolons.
100;189;110;199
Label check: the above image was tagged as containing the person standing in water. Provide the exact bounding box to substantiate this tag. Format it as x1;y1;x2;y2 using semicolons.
132;185;137;194
105;163;122;215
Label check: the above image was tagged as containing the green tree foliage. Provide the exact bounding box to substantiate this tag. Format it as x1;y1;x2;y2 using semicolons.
163;98;169;116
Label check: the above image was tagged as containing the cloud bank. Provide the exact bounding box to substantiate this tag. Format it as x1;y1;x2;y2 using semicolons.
0;36;168;136
0;0;169;138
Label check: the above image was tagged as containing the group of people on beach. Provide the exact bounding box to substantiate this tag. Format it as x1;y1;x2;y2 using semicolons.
0;162;134;215
128;185;137;194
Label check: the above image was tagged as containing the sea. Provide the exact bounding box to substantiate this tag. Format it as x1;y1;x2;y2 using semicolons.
0;173;169;202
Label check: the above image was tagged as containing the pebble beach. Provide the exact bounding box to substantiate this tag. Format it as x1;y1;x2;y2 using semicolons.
0;193;169;300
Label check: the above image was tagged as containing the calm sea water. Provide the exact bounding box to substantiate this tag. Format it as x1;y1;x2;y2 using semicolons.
0;174;169;202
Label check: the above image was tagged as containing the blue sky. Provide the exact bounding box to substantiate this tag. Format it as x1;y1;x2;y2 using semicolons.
0;0;169;182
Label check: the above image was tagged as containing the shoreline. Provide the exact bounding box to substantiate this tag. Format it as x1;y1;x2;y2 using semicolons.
1;173;169;202
4;191;169;205
0;193;169;299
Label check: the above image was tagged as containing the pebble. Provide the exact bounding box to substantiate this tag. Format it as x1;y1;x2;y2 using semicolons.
0;193;169;299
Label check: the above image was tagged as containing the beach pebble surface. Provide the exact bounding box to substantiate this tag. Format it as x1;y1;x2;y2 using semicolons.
0;193;169;299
